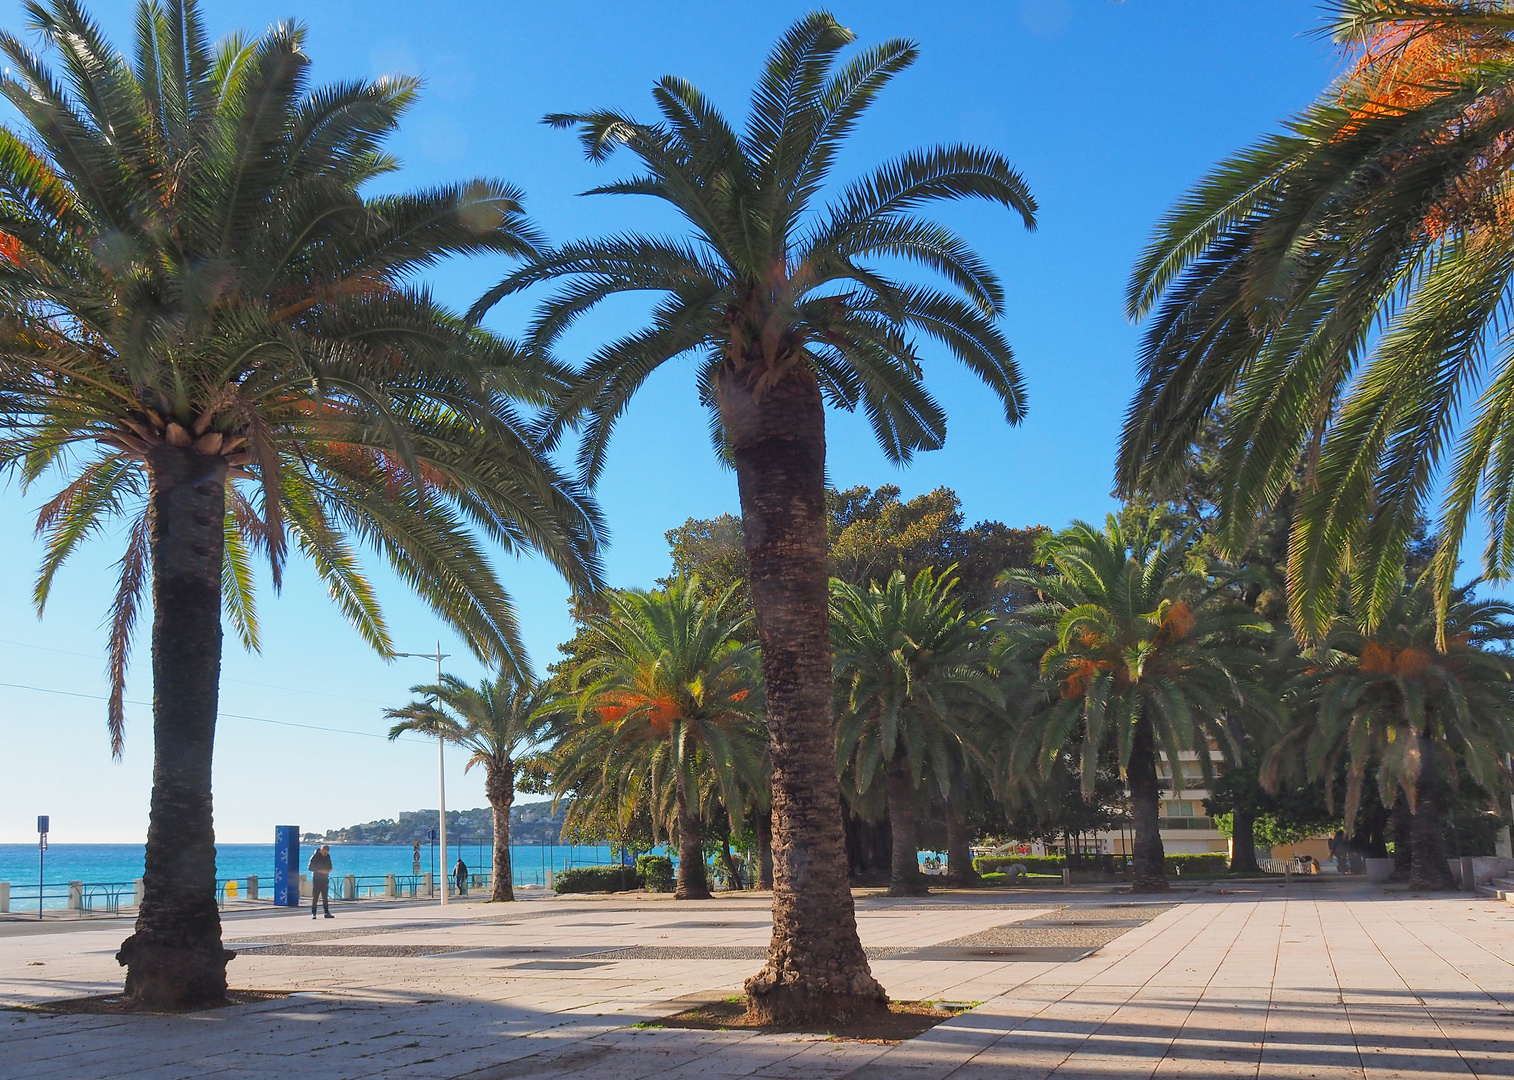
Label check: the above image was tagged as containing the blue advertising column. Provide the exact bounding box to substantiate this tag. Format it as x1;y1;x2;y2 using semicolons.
273;826;300;907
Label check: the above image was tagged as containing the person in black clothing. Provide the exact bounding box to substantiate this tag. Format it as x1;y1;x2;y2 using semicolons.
454;857;468;897
309;845;334;918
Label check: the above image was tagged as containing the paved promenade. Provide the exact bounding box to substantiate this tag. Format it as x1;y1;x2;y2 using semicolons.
2;879;1512;1078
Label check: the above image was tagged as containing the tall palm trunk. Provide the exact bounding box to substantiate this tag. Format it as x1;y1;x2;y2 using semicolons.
945;787;980;888
117;447;232;1009
674;765;710;900
884;750;928;897
720;835;745;889
1410;725;1456;891
722;362;886;1024
1391;787;1413;881
1229;805;1260;874
756;807;774;890
1127;717;1168;893
485;760;515;902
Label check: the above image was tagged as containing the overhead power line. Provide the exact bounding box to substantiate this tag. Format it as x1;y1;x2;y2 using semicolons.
0;679;422;743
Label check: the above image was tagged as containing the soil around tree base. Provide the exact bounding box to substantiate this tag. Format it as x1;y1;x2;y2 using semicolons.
653;997;968;1043
13;990;290;1016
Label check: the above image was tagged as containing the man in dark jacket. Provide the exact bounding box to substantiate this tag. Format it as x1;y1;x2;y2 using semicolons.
309;845;334;919
454;856;468;897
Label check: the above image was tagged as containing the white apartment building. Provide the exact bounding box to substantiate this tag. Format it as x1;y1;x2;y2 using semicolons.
1078;748;1229;858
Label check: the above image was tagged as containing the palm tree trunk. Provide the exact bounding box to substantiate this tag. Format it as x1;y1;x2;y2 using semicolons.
756;807;774;890
720;836;744;890
486;761;515;902
1127;717;1168;893
1392;787;1413;881
674;766;710;900
721;361;886;1024
116;447;232;1009
884;750;929;896
1410;729;1457;891
1229;805;1260;874
945;789;980;888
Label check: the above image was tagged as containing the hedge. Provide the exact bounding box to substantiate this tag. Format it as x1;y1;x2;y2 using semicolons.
1165;853;1228;874
973;852;1230;877
974;855;1064;875
554;865;640;893
637;854;673;893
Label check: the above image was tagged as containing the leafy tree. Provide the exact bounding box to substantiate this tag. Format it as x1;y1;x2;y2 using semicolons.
663;513;751;611
0;0;599;1008
1001;517;1274;891
474;12;1036;1023
1120;0;1514;641
385;673;562;901
828;484;1046;611
1266;582;1514;889
831;567;998;895
561;580;765;899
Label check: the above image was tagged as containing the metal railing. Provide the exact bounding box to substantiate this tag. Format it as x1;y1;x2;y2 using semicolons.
1157;817;1217;830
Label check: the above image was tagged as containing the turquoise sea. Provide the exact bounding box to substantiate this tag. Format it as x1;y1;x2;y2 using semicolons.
0;842;613;909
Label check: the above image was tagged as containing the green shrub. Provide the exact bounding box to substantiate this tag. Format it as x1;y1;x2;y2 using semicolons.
973;855;1065;875
980;872;1008;886
637;854;674;893
1164;853;1228;875
554;865;639;894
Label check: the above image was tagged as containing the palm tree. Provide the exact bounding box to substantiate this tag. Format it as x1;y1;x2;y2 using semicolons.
0;1;601;1008
472;12;1035;1023
1266;582;1514;890
386;673;561;901
831;567;997;896
1001;517;1273;891
561;579;765;899
1121;0;1514;642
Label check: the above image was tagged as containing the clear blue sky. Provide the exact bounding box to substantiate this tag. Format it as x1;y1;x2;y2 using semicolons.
0;0;1343;843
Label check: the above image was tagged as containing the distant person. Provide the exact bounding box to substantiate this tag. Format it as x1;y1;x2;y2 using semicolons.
308;845;334;919
454;857;468;897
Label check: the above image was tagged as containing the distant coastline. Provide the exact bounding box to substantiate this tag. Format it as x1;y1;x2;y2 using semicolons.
306;803;568;847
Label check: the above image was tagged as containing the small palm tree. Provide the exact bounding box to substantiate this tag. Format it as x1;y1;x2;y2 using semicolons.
386;673;561;901
1121;0;1514;641
472;11;1034;1023
0;1;600;1008
831;567;997;895
1002;517;1274;892
1266;583;1514;890
562;579;765;899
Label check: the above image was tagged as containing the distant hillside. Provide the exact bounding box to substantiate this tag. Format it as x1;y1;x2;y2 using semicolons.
313;802;566;846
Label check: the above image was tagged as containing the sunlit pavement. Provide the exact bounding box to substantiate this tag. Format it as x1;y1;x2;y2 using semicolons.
2;880;1512;1079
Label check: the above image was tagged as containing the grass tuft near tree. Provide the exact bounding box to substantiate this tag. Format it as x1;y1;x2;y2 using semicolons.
475;10;1035;1024
0;0;600;1008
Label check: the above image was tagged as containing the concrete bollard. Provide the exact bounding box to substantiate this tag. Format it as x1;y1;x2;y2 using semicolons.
343;874;356;901
299;873;308;899
546;869;554;891
384;873;396;898
133;879;144;907
0;882;9;913
68;881;82;911
423;872;435;897
246;875;258;901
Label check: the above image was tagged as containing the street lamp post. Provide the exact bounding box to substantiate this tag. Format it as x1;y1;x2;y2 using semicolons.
395;642;450;906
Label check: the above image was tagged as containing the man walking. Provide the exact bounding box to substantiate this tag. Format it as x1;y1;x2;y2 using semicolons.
454;856;468;897
309;844;334;919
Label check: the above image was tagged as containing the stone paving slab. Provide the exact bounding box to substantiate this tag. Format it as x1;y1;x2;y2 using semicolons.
4;883;1514;1078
